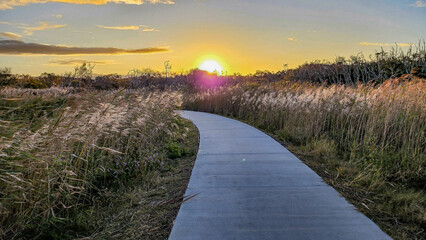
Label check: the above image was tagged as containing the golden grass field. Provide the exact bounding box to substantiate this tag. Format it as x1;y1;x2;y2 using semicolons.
184;77;425;239
0;88;199;239
0;52;425;239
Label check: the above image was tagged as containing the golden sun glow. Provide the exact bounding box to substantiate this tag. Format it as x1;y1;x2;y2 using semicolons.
199;60;223;75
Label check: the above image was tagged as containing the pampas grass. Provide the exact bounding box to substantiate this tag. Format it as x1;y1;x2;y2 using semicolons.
184;77;425;239
0;88;183;238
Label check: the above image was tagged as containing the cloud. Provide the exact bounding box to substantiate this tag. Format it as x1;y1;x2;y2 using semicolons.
287;38;297;42
0;32;22;40
19;22;66;35
52;14;63;18
0;40;169;55
142;28;158;32
360;42;413;47
97;25;159;31
0;21;12;25
0;0;175;10
48;59;113;65
97;25;140;30
411;0;426;7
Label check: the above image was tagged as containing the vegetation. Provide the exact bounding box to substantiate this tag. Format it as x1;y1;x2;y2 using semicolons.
0;45;425;239
183;77;425;239
248;42;426;85
285;42;426;84
1;43;425;91
0;88;197;239
84;118;198;239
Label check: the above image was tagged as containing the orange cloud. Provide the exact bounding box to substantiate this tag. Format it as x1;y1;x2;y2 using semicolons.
0;0;174;10
19;22;66;35
0;40;169;55
142;28;159;32
97;24;159;31
0;32;22;40
97;25;140;30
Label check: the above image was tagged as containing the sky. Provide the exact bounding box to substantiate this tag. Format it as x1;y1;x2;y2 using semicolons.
0;0;425;75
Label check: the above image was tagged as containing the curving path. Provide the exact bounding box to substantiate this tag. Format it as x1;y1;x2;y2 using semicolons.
169;111;391;240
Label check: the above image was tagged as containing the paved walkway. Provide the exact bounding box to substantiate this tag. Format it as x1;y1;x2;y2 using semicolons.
169;111;391;240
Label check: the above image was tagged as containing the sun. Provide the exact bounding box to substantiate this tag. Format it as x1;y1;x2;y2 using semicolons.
199;60;223;75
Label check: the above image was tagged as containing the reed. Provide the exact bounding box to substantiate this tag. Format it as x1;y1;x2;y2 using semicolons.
0;88;183;238
184;77;426;239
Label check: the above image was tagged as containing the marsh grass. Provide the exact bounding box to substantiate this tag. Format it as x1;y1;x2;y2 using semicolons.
184;77;426;239
79;117;199;240
0;87;185;239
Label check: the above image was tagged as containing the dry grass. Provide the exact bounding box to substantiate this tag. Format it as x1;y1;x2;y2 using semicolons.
78;117;199;240
0;87;185;239
184;77;426;239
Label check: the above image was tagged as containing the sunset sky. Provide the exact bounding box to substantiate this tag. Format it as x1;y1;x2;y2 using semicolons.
0;0;425;75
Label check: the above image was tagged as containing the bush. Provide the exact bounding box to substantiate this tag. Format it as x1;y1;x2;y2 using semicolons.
282;42;426;85
0;67;15;86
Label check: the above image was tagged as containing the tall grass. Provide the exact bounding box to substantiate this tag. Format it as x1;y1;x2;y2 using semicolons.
184;77;425;239
0;88;183;238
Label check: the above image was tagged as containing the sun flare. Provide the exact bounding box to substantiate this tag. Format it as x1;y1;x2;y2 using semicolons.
199;60;223;75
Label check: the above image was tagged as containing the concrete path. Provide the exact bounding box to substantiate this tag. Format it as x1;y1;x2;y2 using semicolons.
169;111;391;240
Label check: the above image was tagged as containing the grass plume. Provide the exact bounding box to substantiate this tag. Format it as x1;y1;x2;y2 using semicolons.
0;88;185;239
184;77;426;239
